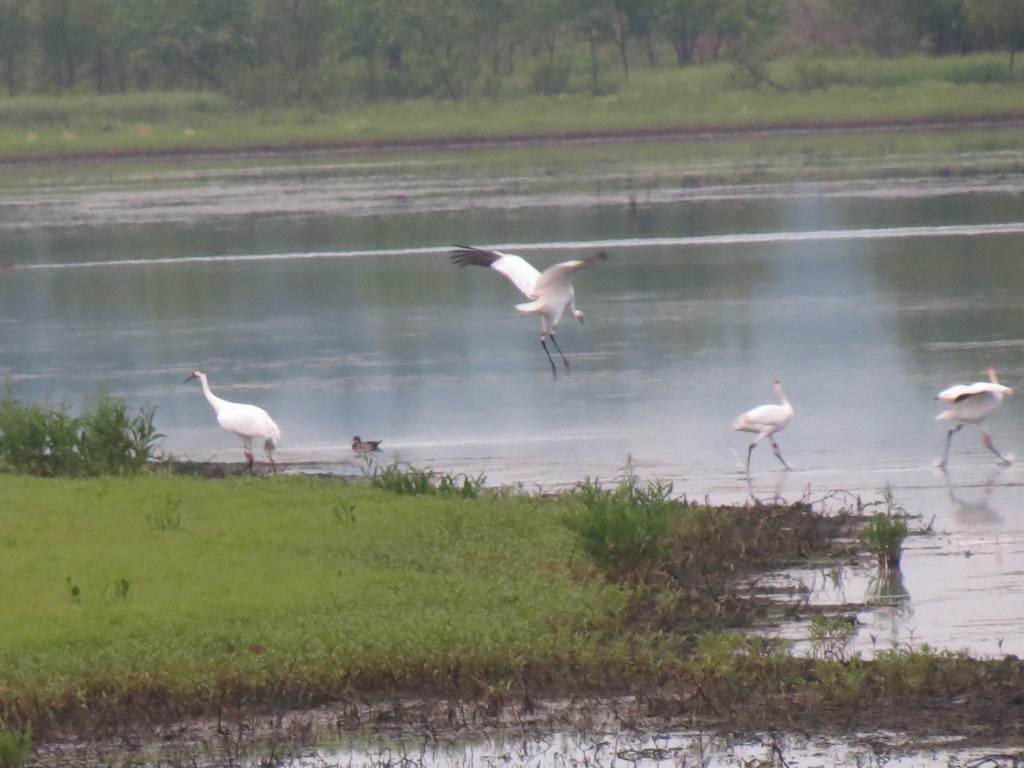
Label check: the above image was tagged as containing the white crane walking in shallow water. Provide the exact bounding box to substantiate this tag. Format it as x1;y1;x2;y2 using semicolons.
733;379;794;474
449;245;609;378
934;365;1013;468
186;370;281;472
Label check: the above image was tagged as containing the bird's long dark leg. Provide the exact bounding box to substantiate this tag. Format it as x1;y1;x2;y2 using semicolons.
938;424;963;468
771;440;791;470
540;337;558;379
745;443;756;474
264;439;277;474
243;451;255;473
982;433;1011;466
548;333;571;376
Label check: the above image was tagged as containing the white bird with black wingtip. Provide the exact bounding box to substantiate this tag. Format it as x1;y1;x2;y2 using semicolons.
449;245;608;378
934;365;1013;468
185;370;281;473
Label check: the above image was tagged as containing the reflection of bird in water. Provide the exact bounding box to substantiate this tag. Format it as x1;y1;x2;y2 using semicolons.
351;436;382;454
734;379;793;474
935;366;1013;468
185;370;280;473
449;245;609;379
942;468;1004;526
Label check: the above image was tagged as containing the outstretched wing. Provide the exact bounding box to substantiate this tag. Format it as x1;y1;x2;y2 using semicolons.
534;250;609;294
937;381;1013;403
450;245;541;299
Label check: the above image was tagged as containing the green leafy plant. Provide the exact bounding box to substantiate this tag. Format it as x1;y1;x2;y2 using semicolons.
112;577;131;600
807;614;857;661
0;392;162;477
146;494;183;532
76;393;162;475
368;460;486;498
562;457;679;581
0;721;31;768
860;487;910;570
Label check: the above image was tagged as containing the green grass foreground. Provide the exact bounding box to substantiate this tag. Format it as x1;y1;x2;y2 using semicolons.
0;473;641;734
2;471;1024;750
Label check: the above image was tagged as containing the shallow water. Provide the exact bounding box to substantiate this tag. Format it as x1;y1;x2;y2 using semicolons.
2;148;1024;662
302;730;1016;768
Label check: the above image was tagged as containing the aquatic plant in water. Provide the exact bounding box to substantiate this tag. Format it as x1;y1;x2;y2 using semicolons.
860;486;910;570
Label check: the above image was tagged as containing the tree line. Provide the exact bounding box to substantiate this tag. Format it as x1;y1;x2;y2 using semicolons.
0;0;1021;103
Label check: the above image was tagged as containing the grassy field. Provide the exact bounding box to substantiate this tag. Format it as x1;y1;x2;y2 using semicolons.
0;472;641;732
1;53;1023;161
2;468;1024;760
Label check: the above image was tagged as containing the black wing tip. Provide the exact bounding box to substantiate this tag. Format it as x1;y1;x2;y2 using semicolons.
449;245;497;267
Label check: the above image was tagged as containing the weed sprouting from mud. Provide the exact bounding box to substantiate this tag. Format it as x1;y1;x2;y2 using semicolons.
0;721;31;768
860;486;911;570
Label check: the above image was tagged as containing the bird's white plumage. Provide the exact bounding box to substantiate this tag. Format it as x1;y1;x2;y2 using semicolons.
934;366;1013;467
450;245;607;377
734;380;793;472
734;380;793;438
485;251;543;298
187;370;280;469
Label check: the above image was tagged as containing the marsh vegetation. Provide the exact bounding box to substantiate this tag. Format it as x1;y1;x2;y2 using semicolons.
1;448;1019;766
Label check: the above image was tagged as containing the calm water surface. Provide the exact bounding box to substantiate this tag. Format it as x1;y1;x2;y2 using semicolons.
1;149;1023;663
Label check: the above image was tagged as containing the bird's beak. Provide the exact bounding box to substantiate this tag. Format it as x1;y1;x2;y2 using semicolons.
184;373;197;384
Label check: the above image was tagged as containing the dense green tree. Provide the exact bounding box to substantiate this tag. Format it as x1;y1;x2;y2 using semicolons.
830;0;968;54
0;0;32;93
36;0;91;87
659;0;718;65
252;0;337;74
965;0;1024;71
1;0;1021;104
149;0;253;89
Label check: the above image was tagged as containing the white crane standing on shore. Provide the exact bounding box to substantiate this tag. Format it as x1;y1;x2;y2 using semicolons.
186;370;281;473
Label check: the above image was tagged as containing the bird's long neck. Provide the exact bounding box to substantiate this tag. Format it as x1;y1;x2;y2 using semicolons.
775;383;791;410
198;374;231;415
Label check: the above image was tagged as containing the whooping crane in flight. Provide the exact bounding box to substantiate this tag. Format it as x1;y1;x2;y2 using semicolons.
351;436;382;454
734;379;794;474
935;366;1013;468
185;370;281;473
449;245;609;378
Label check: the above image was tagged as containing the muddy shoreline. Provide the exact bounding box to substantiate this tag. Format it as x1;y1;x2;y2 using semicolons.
32;674;1024;767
